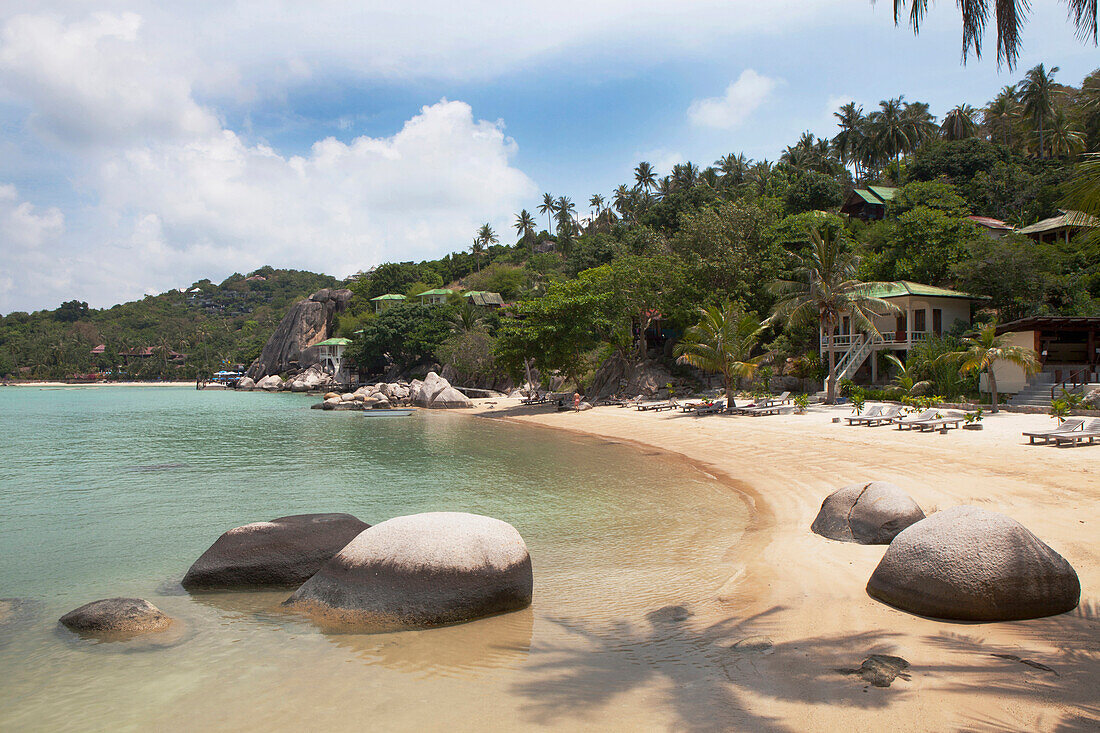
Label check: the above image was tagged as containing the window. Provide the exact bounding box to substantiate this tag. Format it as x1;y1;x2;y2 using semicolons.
914;309;927;333
932;309;942;335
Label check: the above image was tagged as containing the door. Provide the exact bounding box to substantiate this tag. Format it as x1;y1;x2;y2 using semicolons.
933;308;942;335
913;309;927;335
895;314;906;342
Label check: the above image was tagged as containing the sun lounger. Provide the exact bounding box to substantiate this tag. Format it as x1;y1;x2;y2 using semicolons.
911;411;966;432
756;391;791;407
1022;418;1085;444
692;400;726;416
895;408;938;430
738;403;785;416
1049;418;1100;447
850;405;903;426
845;405;883;425
637;400;675;412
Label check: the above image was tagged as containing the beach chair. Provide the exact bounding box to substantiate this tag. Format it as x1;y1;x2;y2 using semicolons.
1021;418;1085;445
845;405;883;425
912;411;966;432
692;400;726;416
738;402;785;416
637;399;675;412
895;408;938;430
861;404;904;426
1049;418;1100;447
760;391;791;407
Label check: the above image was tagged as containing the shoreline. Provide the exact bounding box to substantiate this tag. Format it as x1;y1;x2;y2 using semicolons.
2;381;198;388
469;397;1098;731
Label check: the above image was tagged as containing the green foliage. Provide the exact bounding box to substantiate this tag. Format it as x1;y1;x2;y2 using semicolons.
348;301;452;373
793;393;809;412
783;170;843;214
849;388;866;414
1050;398;1070;422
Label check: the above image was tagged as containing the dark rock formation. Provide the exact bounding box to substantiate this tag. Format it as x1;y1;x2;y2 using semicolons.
284;512;532;630
182;513;369;591
59;598;172;636
246;288;352;379
811;481;926;544
588;355;675;400
867;506;1080;621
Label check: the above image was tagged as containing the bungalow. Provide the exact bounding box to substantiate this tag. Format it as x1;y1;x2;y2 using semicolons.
839;186;896;221
316;337;351;381
987;317;1100;394
370;293;406;313
463;291;505;308
966;216;1014;238
417;288;454;305
822;281;985;384
1017;210;1100;245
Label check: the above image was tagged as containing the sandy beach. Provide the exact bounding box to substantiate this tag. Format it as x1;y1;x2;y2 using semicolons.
471;398;1099;731
1;381;197;388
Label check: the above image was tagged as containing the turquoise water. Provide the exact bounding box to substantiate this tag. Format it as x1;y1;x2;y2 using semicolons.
0;387;749;731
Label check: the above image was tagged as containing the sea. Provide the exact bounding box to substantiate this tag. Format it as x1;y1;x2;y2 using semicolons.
0;386;750;731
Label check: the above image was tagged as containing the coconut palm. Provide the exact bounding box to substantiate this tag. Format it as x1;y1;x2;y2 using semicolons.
941;104;980;140
671;161;699;189
470;237;485;273
538;192;556;234
832;102;868;177
514;209;537;244
674;301;766;412
634;161;657;193
889;0;1097;69
588;193;606;219
1019;63;1061;158
613;184;634;221
553;196;576;232
984;86;1020;147
869;97;911;163
1047;107;1085;157
902;100;938;150
935;322;1039;412
882;353;932;398
767;229;899;404
715;152;751;187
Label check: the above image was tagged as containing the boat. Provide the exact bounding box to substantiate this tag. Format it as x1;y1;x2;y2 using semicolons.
361;408;415;417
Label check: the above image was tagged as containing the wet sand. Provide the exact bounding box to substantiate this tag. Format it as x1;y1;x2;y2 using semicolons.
471;398;1100;732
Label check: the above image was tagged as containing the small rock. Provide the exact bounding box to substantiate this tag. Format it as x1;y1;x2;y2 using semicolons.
235;377;256;391
59;598;172;636
837;654;910;688
324;392;340;400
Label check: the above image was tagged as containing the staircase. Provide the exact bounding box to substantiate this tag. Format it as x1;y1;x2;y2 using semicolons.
1009;376;1100;407
834;334;877;383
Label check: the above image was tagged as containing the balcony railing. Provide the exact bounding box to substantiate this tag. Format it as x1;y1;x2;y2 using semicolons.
821;330;933;347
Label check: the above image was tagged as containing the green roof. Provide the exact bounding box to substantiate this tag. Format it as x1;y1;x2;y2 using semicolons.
315;337;351;346
417;288;454;297
464;291;505;306
1017;210;1100;235
370;293;406;301
867;185;897;201
852;189;880;205
865;280;984;300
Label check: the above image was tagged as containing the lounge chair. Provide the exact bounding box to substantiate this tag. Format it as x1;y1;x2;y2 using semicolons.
911;411;966;432
737;401;785;416
692;400;727;416
845;405;883;425
1022;418;1085;445
758;391;791;407
637;399;676;412
1049;418;1100;447
895;409;939;430
850;404;903;426
520;392;547;405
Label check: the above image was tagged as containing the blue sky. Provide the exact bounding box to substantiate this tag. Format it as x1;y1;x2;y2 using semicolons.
0;1;1096;312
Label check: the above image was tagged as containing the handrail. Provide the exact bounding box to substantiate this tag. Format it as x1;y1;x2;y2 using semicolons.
1051;368;1090;400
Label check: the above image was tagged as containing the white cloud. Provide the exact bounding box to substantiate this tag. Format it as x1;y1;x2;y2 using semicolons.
0;13;537;312
688;70;779;129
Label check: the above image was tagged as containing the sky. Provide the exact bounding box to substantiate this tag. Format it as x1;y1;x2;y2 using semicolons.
0;1;1096;313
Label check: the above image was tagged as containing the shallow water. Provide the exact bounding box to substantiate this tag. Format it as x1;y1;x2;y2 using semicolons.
0;387;749;731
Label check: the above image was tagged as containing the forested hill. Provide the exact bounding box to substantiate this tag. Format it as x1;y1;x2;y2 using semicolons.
0;267;336;380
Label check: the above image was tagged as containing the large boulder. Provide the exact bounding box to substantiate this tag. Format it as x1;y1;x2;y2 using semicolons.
59;598;172;636
414;371;450;407
256;374;283;391
236;376;256;391
811;481;925;544
588;355;674;400
246;288;353;379
182;513;370;591
866;506;1080;621
288;365;333;393
429;386;472;409
284;512;532;630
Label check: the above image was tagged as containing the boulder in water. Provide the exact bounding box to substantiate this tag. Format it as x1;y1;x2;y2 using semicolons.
236;376;256;391
256;374;283;391
866;505;1080;621
811;481;925;544
284;512;532;630
59;598;172;636
182;513;370;591
414;371;449;407
429;386;472;409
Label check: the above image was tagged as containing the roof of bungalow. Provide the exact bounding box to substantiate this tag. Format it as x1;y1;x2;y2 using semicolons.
966;215;1014;231
865;280;987;300
90;344;106;354
995;316;1100;335
1017;210;1100;235
847;185;897;206
370;293;407;301
417;288;454;297
463;290;505;306
315;337;352;347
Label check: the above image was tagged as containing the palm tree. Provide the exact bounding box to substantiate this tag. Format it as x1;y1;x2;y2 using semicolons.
634;161;657;193
832;102;868;177
941;104;979;140
588;193;605;220
902;100;938;150
887;0;1097;70
613;184;634;222
1063;152;1100;226
767;229;899;404
935;322;1039;412
1047;107;1084;157
749;160;773;195
671;161;699;189
984;86;1020;147
474;223;497;272
470;237;485;273
882;353;931;398
553;196;576;232
450;298;483;334
1019;63;1061;158
538;193;556;234
869;97;911;164
514;209;537;244
674;301;765;412
715;152;750;187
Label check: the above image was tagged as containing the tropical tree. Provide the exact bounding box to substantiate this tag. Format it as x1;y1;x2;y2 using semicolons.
882;353;931;398
612;184;634;222
514;209;537;244
887;0;1098;69
832;102;868;177
474;223;498;272
470;237;485;273
538;192;556;234
553;196;576;232
870;97;911;163
935;322;1039;412
1019;63;1061;158
634;161;657;193
983;86;1020;147
941;104;980;140
767;229;899;404
674;301;766;412
1047;107;1085;157
903;100;938;149
715;152;751;187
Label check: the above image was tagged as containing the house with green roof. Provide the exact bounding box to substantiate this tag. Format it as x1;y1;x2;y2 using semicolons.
316;337;352;380
823;280;986;384
463;290;505;308
369;293;406;313
417;288;454;305
839;185;896;221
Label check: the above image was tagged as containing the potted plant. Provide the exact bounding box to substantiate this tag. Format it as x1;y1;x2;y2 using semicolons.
963;407;984;430
793;394;809;414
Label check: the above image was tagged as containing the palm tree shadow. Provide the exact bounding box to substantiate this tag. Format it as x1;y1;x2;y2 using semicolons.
510;605;909;732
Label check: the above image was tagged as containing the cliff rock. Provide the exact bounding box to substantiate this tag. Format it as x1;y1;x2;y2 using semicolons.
246;288;352;379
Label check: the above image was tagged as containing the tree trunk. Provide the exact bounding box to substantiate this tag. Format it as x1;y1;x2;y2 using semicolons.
825;326;837;404
724;374;733;413
988;367;999;414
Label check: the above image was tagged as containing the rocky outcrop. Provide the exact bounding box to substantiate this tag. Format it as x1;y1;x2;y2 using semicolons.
284;512;532;630
59;598;172;636
414;371;449;406
811;481;925;544
256;375;283;391
235;377;256;391
287;364;335;392
246;288;352;379
405;372;471;408
866;506;1080;621
589;355;675;400
182;513;369;590
430;386;473;408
